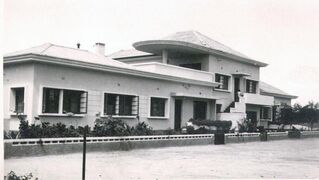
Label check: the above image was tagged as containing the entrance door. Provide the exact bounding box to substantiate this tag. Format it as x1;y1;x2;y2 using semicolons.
246;111;257;127
174;99;182;131
234;77;240;102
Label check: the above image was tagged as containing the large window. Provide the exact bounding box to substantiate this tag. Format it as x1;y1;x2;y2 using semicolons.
11;87;25;114
260;107;271;120
104;93;138;116
246;80;257;93
150;97;167;117
193;101;207;120
215;74;229;90
179;63;202;70
42;87;87;114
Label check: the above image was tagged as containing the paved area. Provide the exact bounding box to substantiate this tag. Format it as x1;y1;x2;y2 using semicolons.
5;138;319;179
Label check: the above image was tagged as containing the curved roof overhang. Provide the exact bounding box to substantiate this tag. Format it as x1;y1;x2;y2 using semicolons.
133;40;268;67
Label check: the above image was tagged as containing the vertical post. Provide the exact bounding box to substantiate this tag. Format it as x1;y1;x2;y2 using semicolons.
82;126;87;180
162;50;168;64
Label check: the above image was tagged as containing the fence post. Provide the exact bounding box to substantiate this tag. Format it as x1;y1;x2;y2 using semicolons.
82;126;88;180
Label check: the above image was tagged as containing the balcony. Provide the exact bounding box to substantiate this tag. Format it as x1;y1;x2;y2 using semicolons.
133;62;214;82
243;93;274;106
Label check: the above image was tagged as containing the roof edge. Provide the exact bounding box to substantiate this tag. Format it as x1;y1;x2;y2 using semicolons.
133;40;268;67
260;91;298;99
4;54;219;88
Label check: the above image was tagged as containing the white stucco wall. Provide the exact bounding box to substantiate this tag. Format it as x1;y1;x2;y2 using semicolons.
4;62;217;131
3;63;36;130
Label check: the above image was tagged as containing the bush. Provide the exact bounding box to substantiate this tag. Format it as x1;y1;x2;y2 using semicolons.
93;116;131;136
237;118;257;133
188;119;232;133
130;122;153;135
18;118;83;138
6;171;38;180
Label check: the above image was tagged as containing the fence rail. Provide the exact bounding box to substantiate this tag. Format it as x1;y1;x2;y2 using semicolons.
225;133;260;138
5;134;215;146
267;132;288;136
301;131;319;135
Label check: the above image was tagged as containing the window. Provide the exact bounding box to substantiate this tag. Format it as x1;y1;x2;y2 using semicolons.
150;97;167;117
246;80;257;93
193;101;207;120
42;87;87;114
179;63;202;70
216;104;222;113
215;74;229;90
11;87;25;114
260;107;271;119
104;93;138;116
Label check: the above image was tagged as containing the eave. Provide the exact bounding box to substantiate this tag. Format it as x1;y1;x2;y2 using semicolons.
4;54;219;88
133;40;268;67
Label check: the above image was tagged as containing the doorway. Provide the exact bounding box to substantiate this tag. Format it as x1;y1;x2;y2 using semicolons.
174;99;182;131
234;77;240;102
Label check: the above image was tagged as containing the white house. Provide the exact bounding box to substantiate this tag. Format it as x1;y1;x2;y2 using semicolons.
3;31;297;131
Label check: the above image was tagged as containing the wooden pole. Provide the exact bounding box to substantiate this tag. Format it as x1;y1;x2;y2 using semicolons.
82;126;87;180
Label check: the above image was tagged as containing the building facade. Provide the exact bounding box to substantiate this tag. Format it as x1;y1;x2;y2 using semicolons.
3;31;297;131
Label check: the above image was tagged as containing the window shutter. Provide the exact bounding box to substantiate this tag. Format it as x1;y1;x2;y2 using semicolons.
80;92;88;113
132;96;138;115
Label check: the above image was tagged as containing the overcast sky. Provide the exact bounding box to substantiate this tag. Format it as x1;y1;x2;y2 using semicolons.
3;0;319;105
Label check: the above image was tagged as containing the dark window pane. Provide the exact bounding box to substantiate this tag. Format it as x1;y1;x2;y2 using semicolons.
246;80;257;93
14;88;24;113
193;101;207;120
216;104;222;113
43;88;60;113
215;74;229;90
105;94;117;115
63;90;82;114
151;98;166;117
180;63;202;70
119;95;133;115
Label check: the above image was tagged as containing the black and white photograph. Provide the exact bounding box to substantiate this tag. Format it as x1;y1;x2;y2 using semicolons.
1;0;319;179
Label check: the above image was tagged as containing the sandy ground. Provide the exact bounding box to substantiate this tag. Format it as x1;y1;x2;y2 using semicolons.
4;138;319;179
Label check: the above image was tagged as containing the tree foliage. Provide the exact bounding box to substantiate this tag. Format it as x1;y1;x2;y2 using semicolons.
278;101;319;129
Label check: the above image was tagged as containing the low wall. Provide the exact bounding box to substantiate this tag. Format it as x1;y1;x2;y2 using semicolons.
5;131;319;159
4;134;214;159
267;132;289;141
225;133;260;144
301;131;319;138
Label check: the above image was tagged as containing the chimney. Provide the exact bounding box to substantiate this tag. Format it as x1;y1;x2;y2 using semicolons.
94;42;105;56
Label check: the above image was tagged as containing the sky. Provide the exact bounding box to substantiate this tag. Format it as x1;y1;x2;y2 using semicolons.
3;0;319;105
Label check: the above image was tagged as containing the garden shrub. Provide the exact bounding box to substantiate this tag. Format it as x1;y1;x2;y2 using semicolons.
130;122;153;135
6;171;38;180
93;116;131;136
187;119;232;133
237;118;258;133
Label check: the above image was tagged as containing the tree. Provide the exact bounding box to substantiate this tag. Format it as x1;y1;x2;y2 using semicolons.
299;101;319;130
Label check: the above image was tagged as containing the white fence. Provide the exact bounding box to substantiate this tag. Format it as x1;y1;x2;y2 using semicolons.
5;134;215;146
225;133;260;138
301;131;319;136
267;132;288;136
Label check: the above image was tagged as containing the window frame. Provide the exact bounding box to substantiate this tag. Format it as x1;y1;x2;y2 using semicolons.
10;87;26;115
148;96;170;119
39;86;88;117
215;73;231;91
102;92;139;118
246;79;258;94
260;106;271;120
